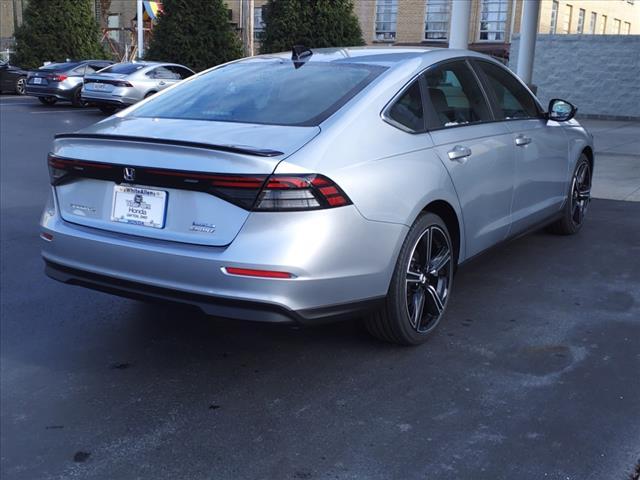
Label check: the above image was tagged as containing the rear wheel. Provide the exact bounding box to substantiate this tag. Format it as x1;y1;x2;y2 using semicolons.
15;77;26;95
548;154;591;235
98;105;116;115
71;87;87;107
144;91;157;99
364;212;454;345
38;96;57;105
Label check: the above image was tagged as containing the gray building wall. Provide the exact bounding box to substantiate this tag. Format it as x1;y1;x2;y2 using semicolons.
510;34;640;120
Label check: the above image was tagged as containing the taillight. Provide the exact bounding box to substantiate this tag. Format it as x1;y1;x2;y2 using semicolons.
113;81;132;88
253;174;351;211
48;154;113;185
48;74;68;82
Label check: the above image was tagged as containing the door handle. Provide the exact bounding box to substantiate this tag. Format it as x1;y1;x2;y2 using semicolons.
447;145;472;162
515;135;532;146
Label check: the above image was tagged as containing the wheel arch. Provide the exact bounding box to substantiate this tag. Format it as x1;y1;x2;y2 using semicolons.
421;199;462;266
582;145;594;172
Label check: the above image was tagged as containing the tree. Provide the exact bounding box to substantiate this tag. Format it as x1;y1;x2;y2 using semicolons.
13;0;106;69
260;0;364;54
146;0;243;72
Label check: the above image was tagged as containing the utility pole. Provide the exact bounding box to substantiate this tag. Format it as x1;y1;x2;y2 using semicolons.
241;0;254;57
137;0;144;59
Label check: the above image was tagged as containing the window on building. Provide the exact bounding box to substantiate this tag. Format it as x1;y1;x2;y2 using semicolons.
624;22;631;34
107;13;119;42
550;0;559;33
601;15;607;34
589;12;597;34
562;4;573;33
424;0;450;41
576;9;585;33
375;0;398;41
386;81;424;132
478;0;508;41
614;18;621;34
254;6;265;41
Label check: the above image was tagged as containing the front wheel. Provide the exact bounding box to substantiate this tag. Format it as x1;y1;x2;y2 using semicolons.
548;154;592;235
38;96;57;105
364;212;454;345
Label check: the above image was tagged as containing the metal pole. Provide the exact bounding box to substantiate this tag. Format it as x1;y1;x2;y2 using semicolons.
516;0;541;85
137;0;144;59
241;0;254;56
448;0;471;50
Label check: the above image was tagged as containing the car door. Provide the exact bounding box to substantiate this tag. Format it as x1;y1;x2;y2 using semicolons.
424;60;516;258
471;60;567;234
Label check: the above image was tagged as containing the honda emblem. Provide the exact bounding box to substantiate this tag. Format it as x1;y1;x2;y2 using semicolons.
123;167;136;182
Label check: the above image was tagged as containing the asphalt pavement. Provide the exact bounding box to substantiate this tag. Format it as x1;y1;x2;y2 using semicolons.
1;95;639;480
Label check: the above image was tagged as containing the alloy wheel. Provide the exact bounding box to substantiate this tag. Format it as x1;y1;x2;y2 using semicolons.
405;225;452;333
570;161;591;227
16;77;26;95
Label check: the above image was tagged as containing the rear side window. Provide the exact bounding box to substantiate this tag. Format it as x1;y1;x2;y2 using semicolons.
167;66;193;79
473;60;540;120
149;66;180;79
100;63;145;75
133;61;385;127
423;61;492;129
386;80;424;132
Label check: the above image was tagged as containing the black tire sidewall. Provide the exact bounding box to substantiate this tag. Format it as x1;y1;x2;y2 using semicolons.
386;212;454;345
563;154;590;233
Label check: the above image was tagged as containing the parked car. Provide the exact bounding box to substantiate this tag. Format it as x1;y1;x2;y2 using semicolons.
0;60;28;95
41;47;593;345
81;61;195;114
25;59;114;106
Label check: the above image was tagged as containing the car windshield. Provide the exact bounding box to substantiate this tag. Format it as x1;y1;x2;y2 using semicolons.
99;63;146;75
132;61;386;126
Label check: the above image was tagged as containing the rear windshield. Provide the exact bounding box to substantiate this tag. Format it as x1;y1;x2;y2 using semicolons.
100;63;146;75
132;61;386;126
40;62;79;71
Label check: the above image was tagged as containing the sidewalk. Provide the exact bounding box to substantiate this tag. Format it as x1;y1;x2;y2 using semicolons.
580;119;640;202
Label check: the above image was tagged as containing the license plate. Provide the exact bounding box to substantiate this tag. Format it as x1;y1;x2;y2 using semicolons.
111;185;167;229
33;77;42;84
92;83;106;90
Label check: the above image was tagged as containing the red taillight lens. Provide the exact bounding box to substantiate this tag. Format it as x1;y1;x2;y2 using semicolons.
48;74;68;82
224;267;293;279
113;81;132;88
48;154;113;185
254;174;351;211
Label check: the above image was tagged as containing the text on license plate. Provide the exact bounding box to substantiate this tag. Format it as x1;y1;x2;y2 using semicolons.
33;77;42;84
111;185;167;229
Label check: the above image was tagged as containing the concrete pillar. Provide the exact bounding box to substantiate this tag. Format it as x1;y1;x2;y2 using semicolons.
516;0;541;85
449;0;472;50
137;0;144;59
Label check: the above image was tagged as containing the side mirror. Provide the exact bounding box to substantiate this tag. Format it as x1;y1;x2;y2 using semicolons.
547;98;577;122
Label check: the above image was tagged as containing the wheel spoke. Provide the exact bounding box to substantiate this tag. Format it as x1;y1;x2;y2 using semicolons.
577;186;590;201
422;227;432;270
425;284;444;315
411;289;426;328
429;249;451;275
406;269;422;284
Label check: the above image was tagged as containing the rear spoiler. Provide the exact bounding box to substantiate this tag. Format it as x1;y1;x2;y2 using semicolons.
53;133;284;158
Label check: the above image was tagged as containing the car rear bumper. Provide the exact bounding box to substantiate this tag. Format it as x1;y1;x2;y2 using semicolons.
26;85;74;101
40;190;407;323
81;90;137;106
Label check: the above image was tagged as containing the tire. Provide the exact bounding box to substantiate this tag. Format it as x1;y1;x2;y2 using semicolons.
364;212;455;345
15;77;26;95
38;96;57;105
71;87;87;107
548;153;592;235
98;105;116;115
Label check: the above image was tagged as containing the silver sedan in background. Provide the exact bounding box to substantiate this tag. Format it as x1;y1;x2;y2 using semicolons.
81;61;194;114
42;47;593;345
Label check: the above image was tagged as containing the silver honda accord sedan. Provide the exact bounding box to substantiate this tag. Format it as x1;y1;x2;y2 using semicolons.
40;47;594;345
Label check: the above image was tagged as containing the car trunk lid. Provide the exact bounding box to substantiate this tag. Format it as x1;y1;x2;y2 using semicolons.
52;117;320;246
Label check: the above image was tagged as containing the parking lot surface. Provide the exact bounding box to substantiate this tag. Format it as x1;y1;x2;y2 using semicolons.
1;96;639;480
